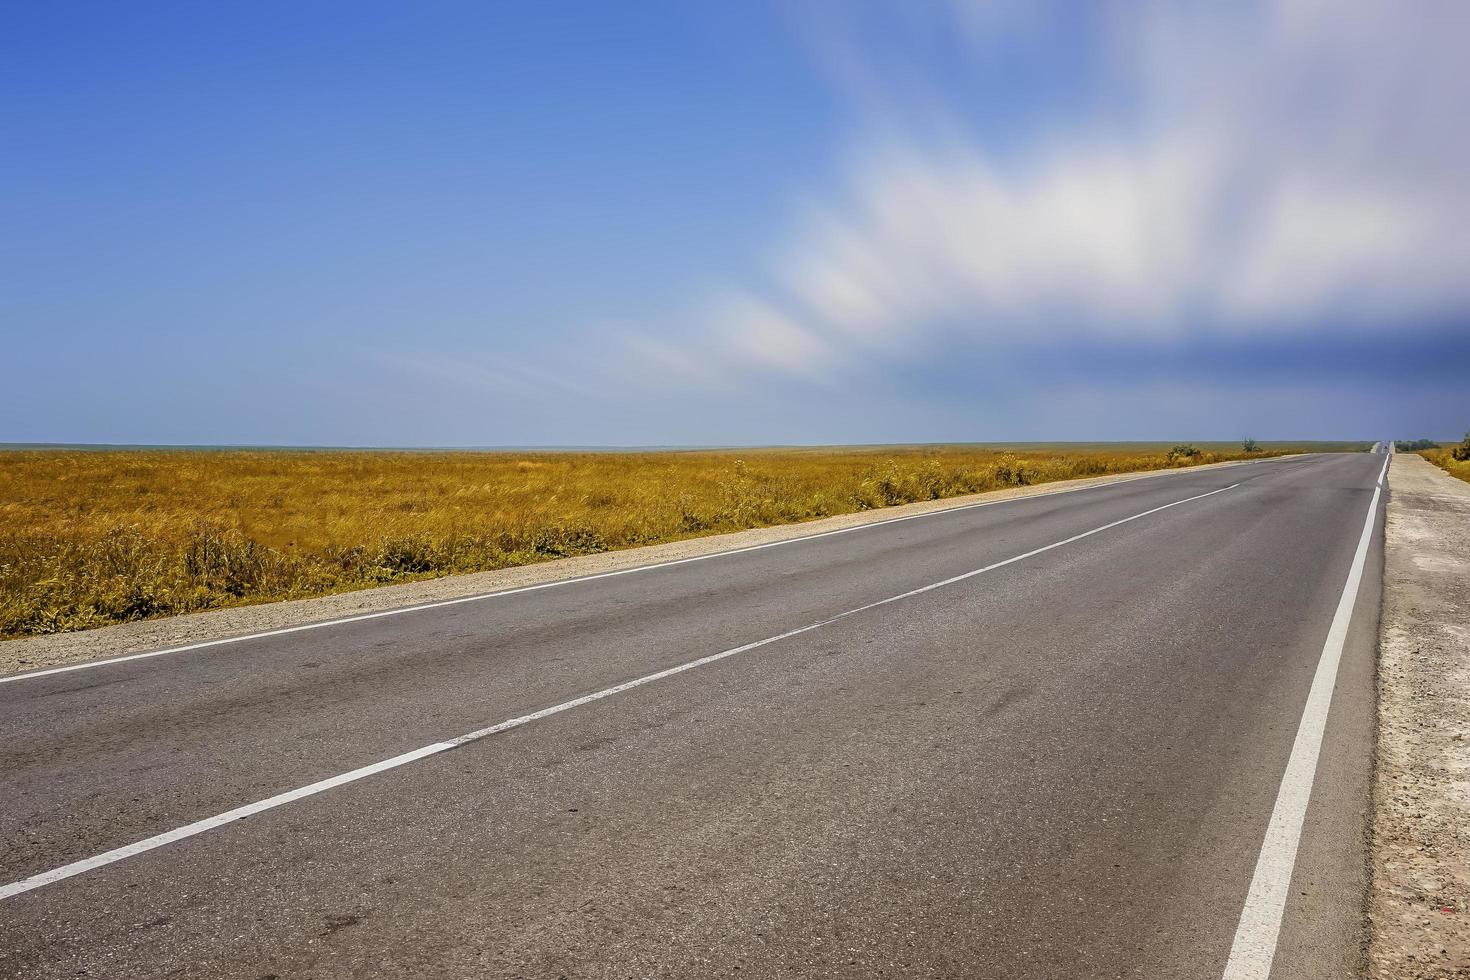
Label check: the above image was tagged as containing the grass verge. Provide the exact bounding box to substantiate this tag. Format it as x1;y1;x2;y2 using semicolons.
1421;447;1470;485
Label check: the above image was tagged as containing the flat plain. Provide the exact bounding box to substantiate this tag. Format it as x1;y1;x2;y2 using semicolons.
0;450;1387;979
0;442;1359;638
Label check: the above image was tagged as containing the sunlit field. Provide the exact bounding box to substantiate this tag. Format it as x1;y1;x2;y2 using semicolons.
1422;444;1470;484
0;443;1361;637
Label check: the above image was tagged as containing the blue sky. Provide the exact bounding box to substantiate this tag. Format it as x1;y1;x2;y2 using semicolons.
3;1;1466;446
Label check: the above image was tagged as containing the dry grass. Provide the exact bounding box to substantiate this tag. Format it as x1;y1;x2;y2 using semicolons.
0;443;1350;638
1421;446;1470;484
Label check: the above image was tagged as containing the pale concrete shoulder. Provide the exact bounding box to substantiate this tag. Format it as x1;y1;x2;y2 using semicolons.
0;455;1285;678
1372;453;1470;978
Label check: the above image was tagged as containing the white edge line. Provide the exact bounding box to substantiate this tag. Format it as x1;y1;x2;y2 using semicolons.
1219;451;1388;980
0;455;1305;686
0;481;1238;900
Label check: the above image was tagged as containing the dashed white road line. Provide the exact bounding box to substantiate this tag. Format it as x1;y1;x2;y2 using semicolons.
1219;451;1389;980
0;482;1237;901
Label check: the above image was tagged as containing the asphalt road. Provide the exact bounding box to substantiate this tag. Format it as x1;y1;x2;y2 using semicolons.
0;452;1387;979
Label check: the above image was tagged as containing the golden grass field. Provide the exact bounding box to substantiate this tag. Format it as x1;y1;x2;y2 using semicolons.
0;443;1358;638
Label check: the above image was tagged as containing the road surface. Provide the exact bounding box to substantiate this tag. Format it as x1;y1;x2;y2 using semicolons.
0;452;1387;979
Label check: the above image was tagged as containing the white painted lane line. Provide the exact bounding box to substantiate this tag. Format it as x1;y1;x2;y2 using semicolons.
1219;452;1388;980
0;743;454;902
0;482;1238;900
0;457;1296;687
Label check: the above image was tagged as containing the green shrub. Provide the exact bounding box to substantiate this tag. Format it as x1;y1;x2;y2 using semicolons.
1168;444;1201;462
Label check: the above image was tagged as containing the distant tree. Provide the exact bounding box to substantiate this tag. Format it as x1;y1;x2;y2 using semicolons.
1242;437;1260;453
1395;438;1441;451
1453;432;1470;462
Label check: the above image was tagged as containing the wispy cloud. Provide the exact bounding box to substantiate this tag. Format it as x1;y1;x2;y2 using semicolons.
373;348;611;403
638;0;1470;380
364;1;1466;442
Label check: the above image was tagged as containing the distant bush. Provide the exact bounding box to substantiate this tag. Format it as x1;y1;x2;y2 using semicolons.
1242;438;1260;453
1453;432;1470;462
1167;444;1201;463
1395;438;1440;451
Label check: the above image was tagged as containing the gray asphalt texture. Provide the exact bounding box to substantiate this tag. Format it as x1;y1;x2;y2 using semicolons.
0;452;1385;979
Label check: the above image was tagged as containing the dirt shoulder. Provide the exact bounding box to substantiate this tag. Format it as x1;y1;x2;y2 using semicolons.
1373;452;1470;978
0;454;1290;679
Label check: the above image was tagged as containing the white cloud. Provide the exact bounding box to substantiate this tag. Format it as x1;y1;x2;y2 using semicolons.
713;295;838;380
650;0;1470;380
1221;178;1436;322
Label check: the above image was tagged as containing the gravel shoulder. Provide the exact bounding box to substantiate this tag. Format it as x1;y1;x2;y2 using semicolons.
0;455;1281;678
1373;452;1470;978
